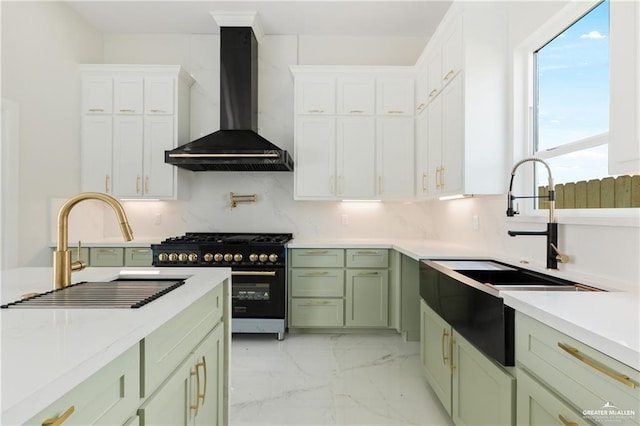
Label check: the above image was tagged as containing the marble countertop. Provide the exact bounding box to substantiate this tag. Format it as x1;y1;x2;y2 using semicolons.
0;266;231;425
290;238;640;371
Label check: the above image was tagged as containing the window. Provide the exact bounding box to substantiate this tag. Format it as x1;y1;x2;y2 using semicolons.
531;0;637;209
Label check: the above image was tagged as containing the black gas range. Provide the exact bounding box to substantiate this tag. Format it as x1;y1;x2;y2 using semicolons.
151;232;293;340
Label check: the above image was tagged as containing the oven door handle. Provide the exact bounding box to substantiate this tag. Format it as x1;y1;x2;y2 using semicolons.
231;271;277;277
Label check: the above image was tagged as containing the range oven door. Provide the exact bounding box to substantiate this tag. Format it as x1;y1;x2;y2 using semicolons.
231;267;285;319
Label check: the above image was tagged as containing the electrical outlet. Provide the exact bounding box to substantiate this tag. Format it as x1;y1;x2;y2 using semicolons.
155;213;162;225
341;214;349;225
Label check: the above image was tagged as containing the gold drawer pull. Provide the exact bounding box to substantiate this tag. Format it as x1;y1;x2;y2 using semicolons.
428;89;438;98
133;248;150;253
87;108;104;112
304;250;329;254
304;271;329;276
189;367;200;415
119;109;136;113
42;406;75;426
349;110;365;114
196;356;207;405
558;414;578;426
443;70;455;81
306;300;330;305
355;250;378;255
307;109;325;113
416;103;426;111
557;342;637;388
98;248;115;253
387;110;404;114
357;271;379;276
150;109;166;113
449;337;456;371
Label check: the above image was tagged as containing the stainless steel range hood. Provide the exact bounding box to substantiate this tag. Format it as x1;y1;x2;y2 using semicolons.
165;24;293;172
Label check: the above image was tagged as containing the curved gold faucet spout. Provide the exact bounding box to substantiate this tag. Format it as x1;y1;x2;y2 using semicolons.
53;192;134;289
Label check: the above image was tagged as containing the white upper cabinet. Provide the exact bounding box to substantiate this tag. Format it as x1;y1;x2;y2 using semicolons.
295;76;335;115
114;76;143;114
440;14;463;85
376;77;414;116
81;76;113;114
336;76;375;115
291;66;415;200
80;65;194;200
609;0;640;175
425;45;442;102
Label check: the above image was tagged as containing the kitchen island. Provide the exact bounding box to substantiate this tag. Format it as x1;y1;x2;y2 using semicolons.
1;266;231;425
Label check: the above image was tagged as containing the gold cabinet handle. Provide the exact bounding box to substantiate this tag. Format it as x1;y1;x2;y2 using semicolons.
136;175;141;194
440;167;445;188
144;175;149;194
349;110;364;114
441;329;449;365
356;250;378;255
304;250;329;254
150;109;166;113
189;367;200;415
387;110;404;114
435;167;441;188
307;109;325;113
105;174;110;193
98;248;115;253
133;248;150;253
42;406;75;426
449;337;456;372
422;173;427;192
428;89;438;98
356;271;379;276
196;356;207;405
557;342;637;388
304;271;329;276
329;176;335;194
88;108;104;112
558;414;578;426
416;103;426;111
443;70;455;81
377;176;383;194
337;176;343;195
119;109;136;113
305;300;330;305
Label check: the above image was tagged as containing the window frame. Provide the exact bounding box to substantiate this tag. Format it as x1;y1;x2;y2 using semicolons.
512;0;639;228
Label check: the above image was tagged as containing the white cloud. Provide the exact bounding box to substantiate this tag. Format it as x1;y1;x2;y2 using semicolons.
580;31;607;40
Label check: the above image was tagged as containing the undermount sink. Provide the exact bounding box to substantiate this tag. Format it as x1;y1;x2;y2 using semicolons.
431;259;602;292
1;278;186;309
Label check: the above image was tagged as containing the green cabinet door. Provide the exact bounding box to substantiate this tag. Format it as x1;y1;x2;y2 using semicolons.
452;331;515;426
420;300;453;415
345;269;388;327
193;324;225;426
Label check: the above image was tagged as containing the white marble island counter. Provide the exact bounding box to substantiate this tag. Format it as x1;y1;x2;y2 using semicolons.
1;266;231;425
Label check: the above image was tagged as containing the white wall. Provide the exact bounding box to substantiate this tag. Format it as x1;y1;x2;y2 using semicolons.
1;1;103;266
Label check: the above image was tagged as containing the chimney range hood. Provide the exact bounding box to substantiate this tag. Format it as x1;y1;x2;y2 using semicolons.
165;16;293;172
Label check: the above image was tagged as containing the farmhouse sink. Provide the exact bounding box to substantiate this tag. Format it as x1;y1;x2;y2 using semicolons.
0;278;186;309
430;259;601;292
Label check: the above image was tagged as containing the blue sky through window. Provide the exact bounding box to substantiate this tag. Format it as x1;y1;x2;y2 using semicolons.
535;0;609;185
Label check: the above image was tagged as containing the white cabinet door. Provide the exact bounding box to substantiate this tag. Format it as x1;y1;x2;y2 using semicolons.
113;115;144;198
336;76;375;115
415;63;428;115
441;14;463;85
376;78;415;116
336;117;375;198
415;112;429;198
145;76;175;115
81;115;113;194
144;116;175;198
114;76;143;114
427;95;443;195
426;45;442;102
82;76;113;114
295;117;336;198
295;77;335;115
377;117;415;198
440;75;464;195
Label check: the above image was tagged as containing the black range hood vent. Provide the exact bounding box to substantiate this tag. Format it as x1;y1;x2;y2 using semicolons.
165;22;293;172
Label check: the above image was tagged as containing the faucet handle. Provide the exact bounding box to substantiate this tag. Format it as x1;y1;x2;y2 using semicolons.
550;243;569;263
71;240;88;272
77;240;83;263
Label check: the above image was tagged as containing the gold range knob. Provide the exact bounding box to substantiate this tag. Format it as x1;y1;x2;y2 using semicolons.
233;253;243;262
203;253;214;262
188;253;198;262
223;253;233;262
214;253;223;262
258;253;268;262
249;253;258;262
168;253;178;262
178;253;188;262
158;253;169;262
268;254;278;263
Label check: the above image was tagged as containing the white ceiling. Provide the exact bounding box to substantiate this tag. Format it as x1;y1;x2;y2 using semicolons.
66;1;453;38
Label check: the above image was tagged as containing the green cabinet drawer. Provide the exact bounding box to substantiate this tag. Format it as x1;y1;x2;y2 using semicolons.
290;298;344;327
124;247;152;266
516;368;591;426
516;312;640;424
346;249;388;268
290;249;344;267
89;247;124;267
290;269;344;297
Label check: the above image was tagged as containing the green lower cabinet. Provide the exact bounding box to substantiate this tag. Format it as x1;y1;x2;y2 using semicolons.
124;247;153;267
420;300;515;425
345;269;389;327
290;298;344;327
516;369;591;426
452;332;515;426
90;247;124;266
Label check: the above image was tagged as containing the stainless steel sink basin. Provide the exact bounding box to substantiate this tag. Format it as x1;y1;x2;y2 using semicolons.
0;279;186;309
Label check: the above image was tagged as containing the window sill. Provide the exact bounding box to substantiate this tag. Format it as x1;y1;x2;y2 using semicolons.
506;208;640;228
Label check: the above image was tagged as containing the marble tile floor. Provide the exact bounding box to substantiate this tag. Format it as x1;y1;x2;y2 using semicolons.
230;333;454;426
